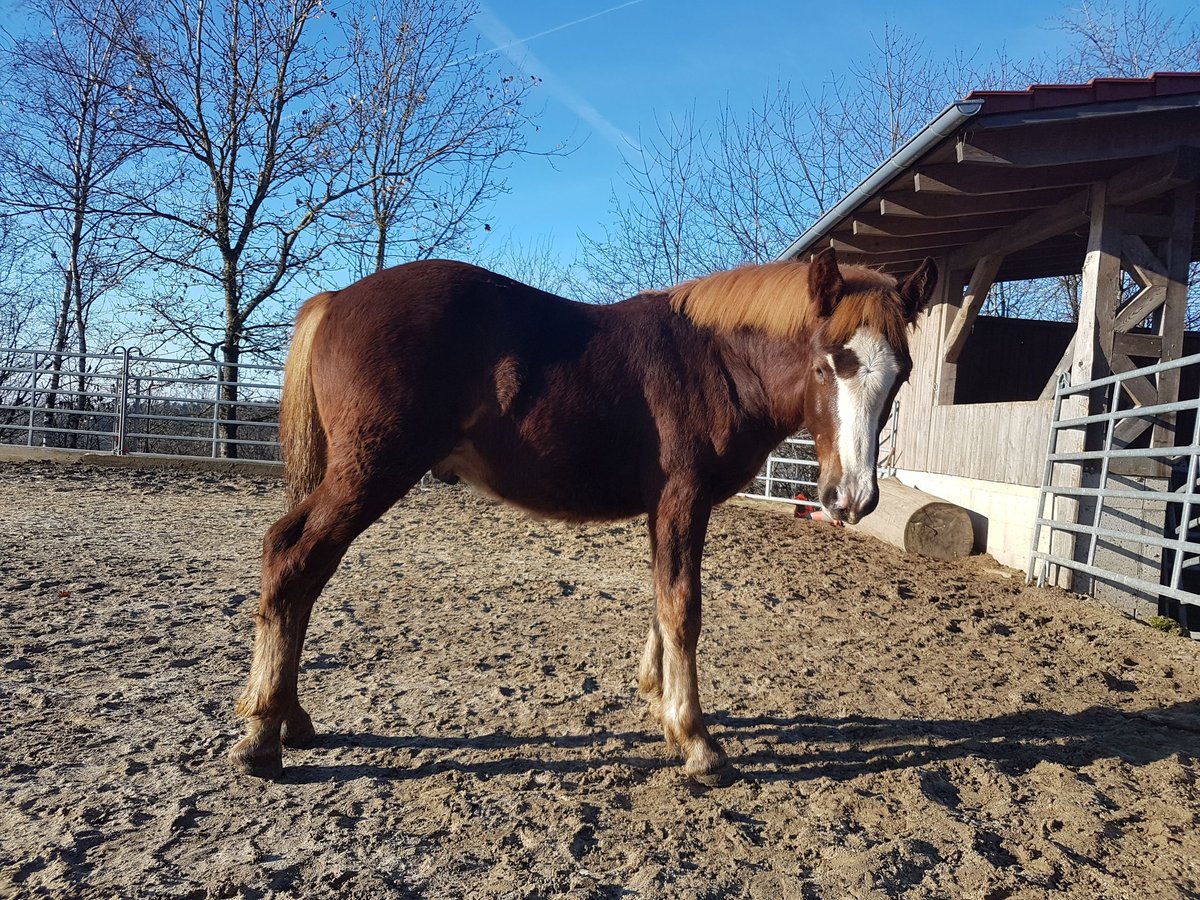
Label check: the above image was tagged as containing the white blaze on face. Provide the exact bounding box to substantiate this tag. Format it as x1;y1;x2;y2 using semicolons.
830;328;900;506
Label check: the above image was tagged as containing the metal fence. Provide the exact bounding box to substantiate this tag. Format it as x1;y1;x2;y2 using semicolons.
3;345;902;514
739;434;821;507
1028;352;1200;633
737;400;901;509
0;347;283;460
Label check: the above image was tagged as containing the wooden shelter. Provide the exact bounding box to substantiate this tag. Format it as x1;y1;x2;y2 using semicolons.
781;74;1200;571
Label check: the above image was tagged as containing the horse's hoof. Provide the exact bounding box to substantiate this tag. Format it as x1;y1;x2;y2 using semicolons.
688;761;739;788
281;711;317;748
229;740;284;780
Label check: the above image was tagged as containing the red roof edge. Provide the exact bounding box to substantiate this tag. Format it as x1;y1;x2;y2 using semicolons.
963;72;1200;115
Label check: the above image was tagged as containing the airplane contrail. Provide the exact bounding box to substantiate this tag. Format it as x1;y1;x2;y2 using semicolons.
474;0;645;59
474;3;643;152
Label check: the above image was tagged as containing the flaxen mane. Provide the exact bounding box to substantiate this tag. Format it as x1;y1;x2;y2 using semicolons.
669;260;908;349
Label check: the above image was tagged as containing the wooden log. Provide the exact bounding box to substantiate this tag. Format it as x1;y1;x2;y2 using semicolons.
851;479;974;560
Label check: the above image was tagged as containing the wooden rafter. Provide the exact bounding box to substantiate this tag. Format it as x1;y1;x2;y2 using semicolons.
832;230;996;255
914;160;1125;195
947;150;1200;273
947;190;1091;271
878;187;1077;218
852;211;1025;237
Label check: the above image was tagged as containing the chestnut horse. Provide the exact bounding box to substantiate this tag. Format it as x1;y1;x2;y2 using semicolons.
230;248;936;785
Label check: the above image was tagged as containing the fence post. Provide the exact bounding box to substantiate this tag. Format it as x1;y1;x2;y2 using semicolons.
114;347;131;454
27;351;39;447
211;367;221;458
882;399;900;477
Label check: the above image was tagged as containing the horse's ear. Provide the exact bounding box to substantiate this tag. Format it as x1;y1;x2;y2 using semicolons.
899;257;938;323
808;246;843;318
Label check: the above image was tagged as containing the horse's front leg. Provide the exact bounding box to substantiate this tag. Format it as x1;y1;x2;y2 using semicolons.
648;480;735;786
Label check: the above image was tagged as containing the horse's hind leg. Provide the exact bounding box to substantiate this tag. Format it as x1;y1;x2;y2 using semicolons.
229;464;419;778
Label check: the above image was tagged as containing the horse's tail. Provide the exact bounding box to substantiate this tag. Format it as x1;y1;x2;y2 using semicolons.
280;291;334;507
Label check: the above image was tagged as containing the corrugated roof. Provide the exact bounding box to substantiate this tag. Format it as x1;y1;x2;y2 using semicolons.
964;72;1200;114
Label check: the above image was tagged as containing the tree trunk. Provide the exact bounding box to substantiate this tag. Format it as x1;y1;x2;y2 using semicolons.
218;335;240;459
44;268;74;443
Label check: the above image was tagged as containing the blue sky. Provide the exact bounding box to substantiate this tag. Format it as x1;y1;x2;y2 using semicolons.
467;0;1191;267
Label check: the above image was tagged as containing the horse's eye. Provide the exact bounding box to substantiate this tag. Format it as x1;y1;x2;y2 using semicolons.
814;364;829;383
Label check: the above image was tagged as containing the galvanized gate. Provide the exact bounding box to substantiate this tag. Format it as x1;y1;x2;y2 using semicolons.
1028;352;1200;633
0;347;284;460
736;401;899;510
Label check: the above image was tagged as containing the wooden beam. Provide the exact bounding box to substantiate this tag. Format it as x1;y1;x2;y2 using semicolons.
1039;335;1076;401
859;236;1086;277
1121;234;1168;288
935;267;969;406
956;115;1200;167
1105;147;1200;206
1153;183;1197;448
943;255;1003;365
947;190;1091;272
946;152;1200;272
819;243;954;268
1049;185;1125;589
1112;283;1167;333
879;187;1078;218
914;160;1126;195
831;231;989;255
1073;184;1122;388
995;258;1089;283
1112;331;1164;358
1110;352;1161;446
1109;354;1160;406
852;211;1025;237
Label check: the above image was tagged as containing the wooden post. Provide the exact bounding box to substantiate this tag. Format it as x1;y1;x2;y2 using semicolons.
935;268;969;406
1053;183;1124;589
1152;184;1196;449
1073;183;1122;389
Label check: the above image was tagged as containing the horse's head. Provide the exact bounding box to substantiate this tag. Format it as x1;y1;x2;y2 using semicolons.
802;248;936;524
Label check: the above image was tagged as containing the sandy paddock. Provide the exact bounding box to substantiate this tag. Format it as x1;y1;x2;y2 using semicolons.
1;460;1199;898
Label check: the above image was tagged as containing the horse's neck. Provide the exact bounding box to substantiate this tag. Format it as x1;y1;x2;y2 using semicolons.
718;330;811;433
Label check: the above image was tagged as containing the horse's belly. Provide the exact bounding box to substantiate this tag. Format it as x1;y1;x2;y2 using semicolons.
433;440;643;521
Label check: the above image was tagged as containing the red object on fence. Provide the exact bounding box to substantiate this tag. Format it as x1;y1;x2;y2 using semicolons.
793;491;844;527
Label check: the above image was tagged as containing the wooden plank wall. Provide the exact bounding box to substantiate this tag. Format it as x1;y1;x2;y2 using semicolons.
893;279;1055;487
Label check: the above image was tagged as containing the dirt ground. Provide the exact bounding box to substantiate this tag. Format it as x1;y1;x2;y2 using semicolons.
1;461;1199;899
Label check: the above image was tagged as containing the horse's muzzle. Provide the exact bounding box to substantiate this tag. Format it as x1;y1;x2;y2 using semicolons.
820;481;879;525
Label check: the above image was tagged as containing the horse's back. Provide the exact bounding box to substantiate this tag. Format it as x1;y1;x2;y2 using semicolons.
303;261;676;516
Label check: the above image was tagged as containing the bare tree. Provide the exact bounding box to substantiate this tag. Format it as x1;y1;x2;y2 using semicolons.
577;110;724;302
1056;0;1200;79
0;218;38;350
0;0;148;437
337;0;540;275
475;233;575;296
577;26;995;295
86;0;549;455
109;0;347;363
